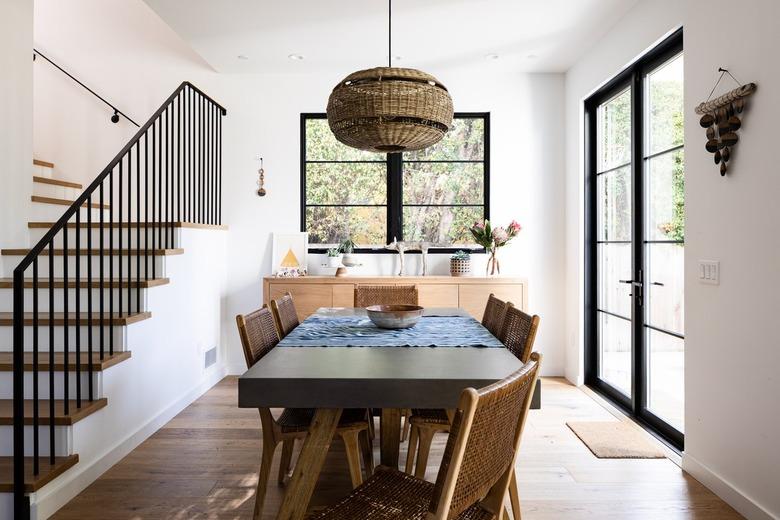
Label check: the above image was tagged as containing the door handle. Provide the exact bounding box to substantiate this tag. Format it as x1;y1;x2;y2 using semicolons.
651;281;664;286
619;279;642;287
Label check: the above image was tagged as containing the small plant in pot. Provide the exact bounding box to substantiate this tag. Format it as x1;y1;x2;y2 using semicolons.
450;250;472;277
339;238;359;267
326;247;343;268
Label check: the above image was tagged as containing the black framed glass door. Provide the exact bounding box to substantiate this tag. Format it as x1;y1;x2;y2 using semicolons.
585;29;684;450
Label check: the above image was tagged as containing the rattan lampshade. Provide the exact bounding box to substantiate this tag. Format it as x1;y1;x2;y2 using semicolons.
326;67;454;153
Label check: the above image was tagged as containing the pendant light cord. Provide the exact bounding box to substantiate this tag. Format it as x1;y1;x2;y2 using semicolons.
388;0;392;67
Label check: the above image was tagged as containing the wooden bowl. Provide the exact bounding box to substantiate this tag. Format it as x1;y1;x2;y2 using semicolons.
366;305;424;329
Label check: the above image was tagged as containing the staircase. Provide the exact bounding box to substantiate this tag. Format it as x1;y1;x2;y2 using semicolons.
1;83;227;518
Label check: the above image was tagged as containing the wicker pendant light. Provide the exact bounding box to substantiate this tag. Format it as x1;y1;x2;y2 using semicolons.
326;0;453;153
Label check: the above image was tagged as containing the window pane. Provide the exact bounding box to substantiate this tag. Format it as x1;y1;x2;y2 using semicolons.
597;88;631;172
647;53;684;154
305;118;385;162
403;163;484;205
646;243;684;335
597;243;632;318
646;328;684;432
597;166;631;241
402;206;482;243
305;206;387;245
646;149;684;243
306;163;387;205
403;118;484;161
598;312;632;397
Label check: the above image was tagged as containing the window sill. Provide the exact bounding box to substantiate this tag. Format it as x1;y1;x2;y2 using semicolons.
308;247;487;255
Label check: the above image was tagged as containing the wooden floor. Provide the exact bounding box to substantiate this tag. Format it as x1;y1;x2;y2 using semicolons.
53;377;743;519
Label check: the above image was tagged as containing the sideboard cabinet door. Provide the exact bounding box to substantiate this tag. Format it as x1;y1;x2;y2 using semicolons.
268;283;333;321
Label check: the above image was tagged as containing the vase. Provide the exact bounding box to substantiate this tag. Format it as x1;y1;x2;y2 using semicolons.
450;258;471;277
486;248;500;276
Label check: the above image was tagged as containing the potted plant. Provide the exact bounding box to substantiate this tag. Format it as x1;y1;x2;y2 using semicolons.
326;247;343;268
469;219;522;275
450;250;472;277
339;238;359;267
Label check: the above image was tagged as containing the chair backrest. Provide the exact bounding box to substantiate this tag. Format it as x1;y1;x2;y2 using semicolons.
235;306;280;369
499;306;540;363
481;293;512;337
270;292;300;339
354;284;418;308
427;353;541;519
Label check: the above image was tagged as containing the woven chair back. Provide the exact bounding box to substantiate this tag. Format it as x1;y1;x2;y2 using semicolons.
481;293;512;337
354;284;418;308
499;307;540;363
236;307;279;369
429;353;541;519
270;292;300;339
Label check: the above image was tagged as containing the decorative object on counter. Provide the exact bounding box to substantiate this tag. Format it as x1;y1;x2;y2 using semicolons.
325;0;453;153
272;232;308;277
449;250;472;277
695;68;756;176
256;157;267;196
366;304;424;329
384;239;449;276
339;238;360;266
470;219;522;276
326;247;343;268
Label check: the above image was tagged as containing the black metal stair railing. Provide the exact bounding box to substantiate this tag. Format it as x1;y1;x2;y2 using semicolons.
11;82;225;517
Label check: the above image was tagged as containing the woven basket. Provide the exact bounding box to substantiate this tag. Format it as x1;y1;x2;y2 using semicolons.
450;258;472;277
327;67;454;153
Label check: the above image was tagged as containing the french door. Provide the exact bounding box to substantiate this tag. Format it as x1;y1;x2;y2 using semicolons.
585;30;684;450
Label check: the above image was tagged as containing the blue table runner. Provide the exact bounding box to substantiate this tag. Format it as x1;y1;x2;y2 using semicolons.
277;315;504;348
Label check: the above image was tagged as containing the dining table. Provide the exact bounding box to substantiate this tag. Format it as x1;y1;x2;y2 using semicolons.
238;306;524;520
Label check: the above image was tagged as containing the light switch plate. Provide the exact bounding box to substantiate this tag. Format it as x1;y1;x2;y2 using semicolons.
698;260;720;285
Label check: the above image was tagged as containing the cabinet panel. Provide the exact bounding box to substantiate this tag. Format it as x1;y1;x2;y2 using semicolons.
418;284;459;307
332;284;356;307
269;283;332;321
458;284;525;320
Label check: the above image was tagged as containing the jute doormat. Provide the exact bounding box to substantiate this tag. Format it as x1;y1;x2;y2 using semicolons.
566;421;665;459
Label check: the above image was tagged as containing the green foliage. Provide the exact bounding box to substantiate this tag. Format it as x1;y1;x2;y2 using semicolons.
451;250;470;260
338;238;356;254
326;247;341;257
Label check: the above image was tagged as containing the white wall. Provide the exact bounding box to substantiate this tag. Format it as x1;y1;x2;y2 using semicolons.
682;1;780;518
563;0;683;384
33;0;568;377
0;0;34;273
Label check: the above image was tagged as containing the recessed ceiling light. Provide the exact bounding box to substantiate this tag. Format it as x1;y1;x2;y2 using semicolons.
237;55;250;60
526;53;539;60
393;55;403;61
288;54;305;61
484;53;499;61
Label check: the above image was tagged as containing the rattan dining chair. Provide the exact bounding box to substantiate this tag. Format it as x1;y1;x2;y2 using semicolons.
236;307;374;519
269;292;299;339
482;293;513;337
354;284;419;308
311;353;542;520
499;306;540;364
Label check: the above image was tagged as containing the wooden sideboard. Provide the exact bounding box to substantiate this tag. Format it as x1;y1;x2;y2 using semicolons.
262;276;528;322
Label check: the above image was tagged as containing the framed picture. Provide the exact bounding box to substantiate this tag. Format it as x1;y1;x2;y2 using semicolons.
271;232;309;277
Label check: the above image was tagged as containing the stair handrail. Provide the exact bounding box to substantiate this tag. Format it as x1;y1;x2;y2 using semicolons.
11;81;226;517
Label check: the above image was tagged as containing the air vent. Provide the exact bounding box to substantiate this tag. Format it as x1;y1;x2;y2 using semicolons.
204;346;217;369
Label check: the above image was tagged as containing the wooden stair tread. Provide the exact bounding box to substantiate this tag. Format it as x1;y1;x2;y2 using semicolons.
28;221;227;230
0;455;78;492
0;398;108;426
32;176;83;190
0;312;151;326
1;248;183;256
31;196;109;210
0;277;170;289
0;351;131;372
33;159;54;169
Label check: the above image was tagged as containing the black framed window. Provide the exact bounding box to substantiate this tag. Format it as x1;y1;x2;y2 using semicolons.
301;113;489;252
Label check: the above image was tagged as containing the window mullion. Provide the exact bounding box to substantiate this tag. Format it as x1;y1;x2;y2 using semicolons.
387;153;403;243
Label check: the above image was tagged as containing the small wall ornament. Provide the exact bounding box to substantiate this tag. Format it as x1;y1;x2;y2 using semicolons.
256;157;267;196
695;68;756;176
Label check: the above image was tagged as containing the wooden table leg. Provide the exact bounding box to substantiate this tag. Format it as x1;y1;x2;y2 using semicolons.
276;408;342;520
380;408;402;468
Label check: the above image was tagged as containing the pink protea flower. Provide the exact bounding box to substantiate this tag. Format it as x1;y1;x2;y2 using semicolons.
509;220;522;233
492;226;508;243
473;221;485;230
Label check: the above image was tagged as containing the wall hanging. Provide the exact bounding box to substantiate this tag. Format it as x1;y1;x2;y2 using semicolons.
256;157;267;196
695;68;757;176
326;0;453;152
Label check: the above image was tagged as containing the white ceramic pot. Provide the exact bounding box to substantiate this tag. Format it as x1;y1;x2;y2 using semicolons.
327;254;343;267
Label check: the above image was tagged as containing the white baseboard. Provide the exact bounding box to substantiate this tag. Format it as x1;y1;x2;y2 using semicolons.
29;365;228;519
225;363;247;376
682;453;778;520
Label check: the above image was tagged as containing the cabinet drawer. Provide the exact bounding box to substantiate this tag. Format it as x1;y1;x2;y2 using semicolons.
458;284;525;320
332;284;355;307
268;284;332;321
418;284;459;307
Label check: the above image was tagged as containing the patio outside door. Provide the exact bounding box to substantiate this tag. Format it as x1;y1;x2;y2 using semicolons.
585;30;684;449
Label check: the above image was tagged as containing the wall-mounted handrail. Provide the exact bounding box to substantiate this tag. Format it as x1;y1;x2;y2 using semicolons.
33;48;141;127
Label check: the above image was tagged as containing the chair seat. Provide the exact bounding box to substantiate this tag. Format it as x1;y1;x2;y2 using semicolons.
311;466;494;519
277;408;367;433
410;408;450;426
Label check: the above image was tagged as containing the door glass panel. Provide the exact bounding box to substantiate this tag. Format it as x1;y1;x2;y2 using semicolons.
647;54;684;155
597;244;632;318
646;328;684;431
597;88;632;172
598;312;632;396
597;166;632;241
646;244;685;335
646;150;684;241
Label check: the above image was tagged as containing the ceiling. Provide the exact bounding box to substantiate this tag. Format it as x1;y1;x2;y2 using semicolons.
143;0;639;74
